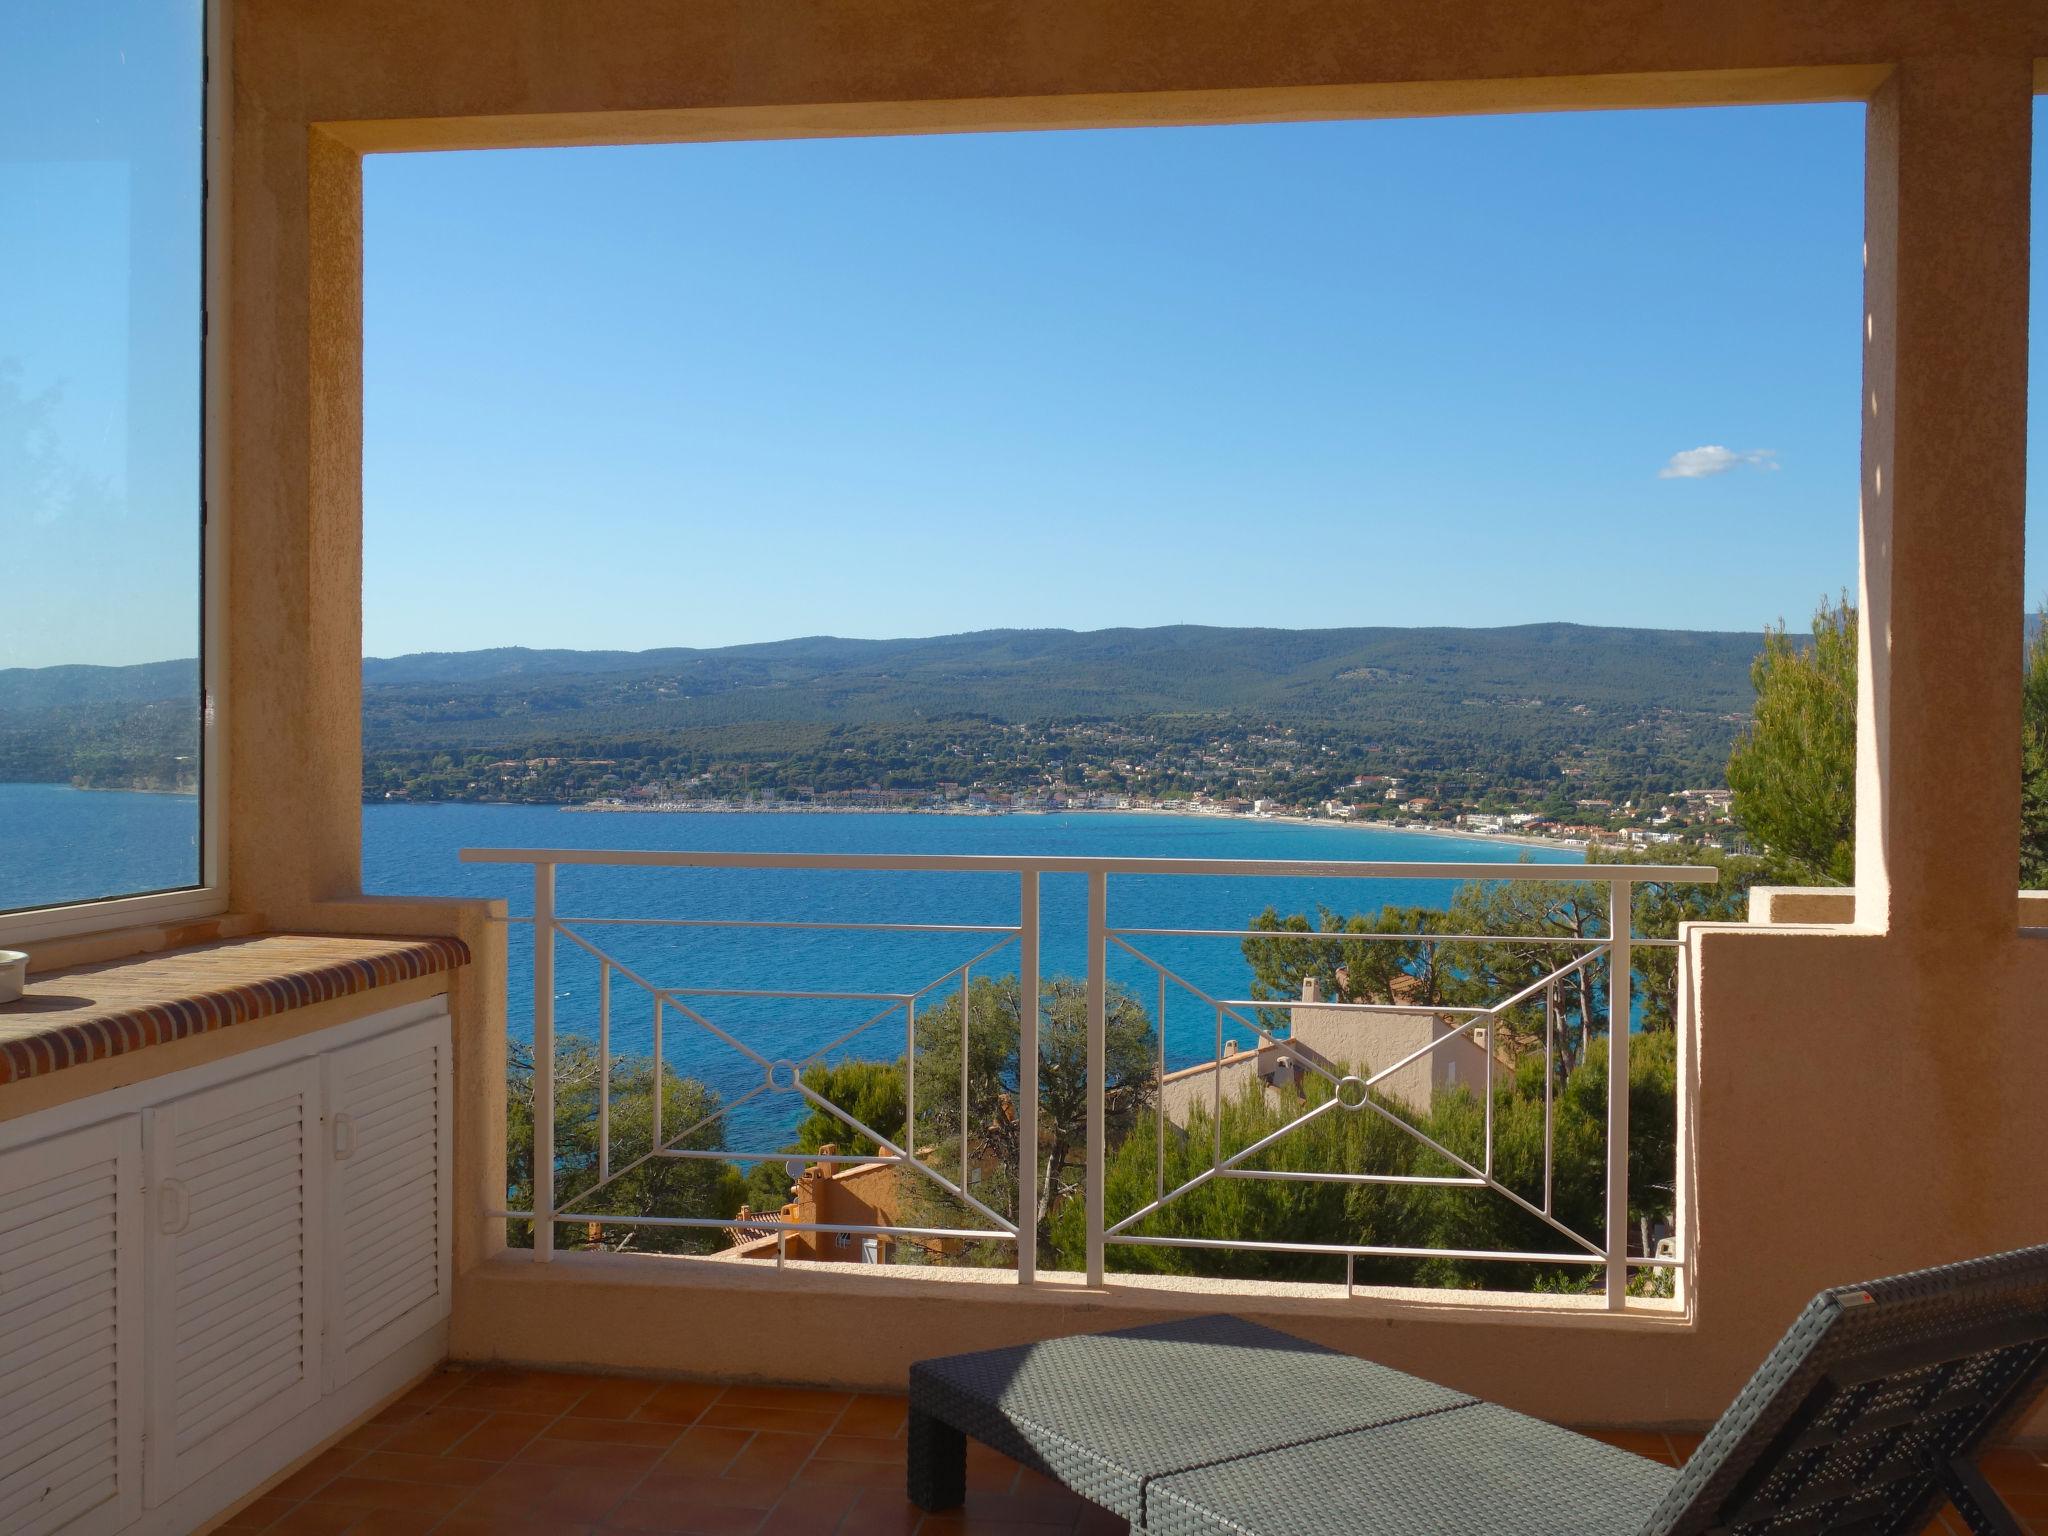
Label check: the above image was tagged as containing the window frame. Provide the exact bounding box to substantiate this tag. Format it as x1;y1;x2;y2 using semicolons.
0;0;227;949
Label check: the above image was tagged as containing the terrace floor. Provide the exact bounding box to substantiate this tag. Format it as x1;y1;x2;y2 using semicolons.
213;1367;2048;1536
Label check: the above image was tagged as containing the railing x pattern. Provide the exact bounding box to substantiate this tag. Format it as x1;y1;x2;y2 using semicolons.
463;848;1714;1308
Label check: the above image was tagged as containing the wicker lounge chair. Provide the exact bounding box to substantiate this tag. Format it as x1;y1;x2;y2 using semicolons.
907;1244;2048;1534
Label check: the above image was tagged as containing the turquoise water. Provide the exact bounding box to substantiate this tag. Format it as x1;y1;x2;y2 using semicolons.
0;785;1584;1149
360;802;1582;1147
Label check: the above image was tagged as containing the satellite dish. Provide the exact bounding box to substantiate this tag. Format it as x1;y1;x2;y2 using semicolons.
784;1158;805;1182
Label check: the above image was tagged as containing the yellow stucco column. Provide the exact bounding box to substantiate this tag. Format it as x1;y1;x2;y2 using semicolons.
1856;58;2032;940
226;118;367;926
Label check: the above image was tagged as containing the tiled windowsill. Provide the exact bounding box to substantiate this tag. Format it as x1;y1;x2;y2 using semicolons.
0;931;470;1091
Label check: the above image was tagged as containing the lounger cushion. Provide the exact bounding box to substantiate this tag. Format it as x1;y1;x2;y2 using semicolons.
1145;1402;1677;1536
908;1314;1475;1525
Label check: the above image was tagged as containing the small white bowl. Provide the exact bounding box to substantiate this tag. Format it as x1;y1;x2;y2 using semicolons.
0;950;26;1004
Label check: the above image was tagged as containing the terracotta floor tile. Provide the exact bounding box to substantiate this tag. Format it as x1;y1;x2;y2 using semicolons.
378;1405;489;1457
263;1504;367;1536
760;1481;863;1526
799;1457;907;1489
573;1378;665;1421
833;1489;926;1536
305;1476;472;1517
446;1410;560;1462
726;1430;821;1485
328;1510;443;1536
443;1381;591;1416
393;1376;464;1414
437;1519;595;1536
448;1367;525;1387
699;1403;844;1436
654;1426;757;1477
271;1448;365;1502
962;1488;1088;1526
519;1434;671;1473
216;1495;297;1530
454;1462;639;1526
603;1495;769;1535
836;1396;909;1439
718;1385;854;1414
636;1384;724;1427
335;1423;400;1454
545;1371;648;1395
550;1414;688;1449
1984;1451;2048;1493
818;1434;907;1465
349;1449;499;1488
755;1509;845;1536
963;1444;1020;1494
634;1471;785;1511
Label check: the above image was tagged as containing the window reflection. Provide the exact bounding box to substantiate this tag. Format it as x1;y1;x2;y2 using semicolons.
0;2;205;913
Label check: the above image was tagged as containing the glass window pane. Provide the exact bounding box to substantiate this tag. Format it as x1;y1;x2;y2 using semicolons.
0;1;205;914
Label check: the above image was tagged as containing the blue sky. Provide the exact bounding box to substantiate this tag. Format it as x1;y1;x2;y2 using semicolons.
363;105;1886;657
1;0;201;672
13;89;2048;667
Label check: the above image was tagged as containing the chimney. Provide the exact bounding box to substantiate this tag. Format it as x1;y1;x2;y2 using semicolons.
1302;976;1320;1004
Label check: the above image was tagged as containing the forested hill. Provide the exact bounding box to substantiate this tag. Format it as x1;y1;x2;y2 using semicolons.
354;623;1763;719
0;623;1779;803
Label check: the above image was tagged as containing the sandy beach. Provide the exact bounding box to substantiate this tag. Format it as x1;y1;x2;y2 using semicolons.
563;797;1593;855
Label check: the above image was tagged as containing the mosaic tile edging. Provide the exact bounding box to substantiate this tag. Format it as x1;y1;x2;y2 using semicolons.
0;936;471;1084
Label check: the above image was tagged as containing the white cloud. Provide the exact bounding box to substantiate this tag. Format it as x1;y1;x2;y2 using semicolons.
1658;445;1779;480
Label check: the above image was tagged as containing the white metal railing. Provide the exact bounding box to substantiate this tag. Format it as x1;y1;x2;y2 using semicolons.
462;847;1715;1308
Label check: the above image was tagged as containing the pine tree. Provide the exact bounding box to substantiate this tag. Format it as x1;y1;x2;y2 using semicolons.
1725;595;1858;884
2022;606;2048;888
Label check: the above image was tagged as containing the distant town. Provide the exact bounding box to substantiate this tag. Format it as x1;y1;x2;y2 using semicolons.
2;624;1761;853
561;771;1738;853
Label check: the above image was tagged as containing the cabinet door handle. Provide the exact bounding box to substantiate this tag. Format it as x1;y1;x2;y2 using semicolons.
157;1178;190;1235
332;1112;356;1160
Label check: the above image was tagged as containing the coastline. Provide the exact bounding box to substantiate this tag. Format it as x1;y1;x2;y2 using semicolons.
552;797;1590;855
8;780;201;797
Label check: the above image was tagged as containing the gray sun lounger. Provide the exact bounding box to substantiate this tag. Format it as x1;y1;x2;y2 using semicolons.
907;1244;2048;1535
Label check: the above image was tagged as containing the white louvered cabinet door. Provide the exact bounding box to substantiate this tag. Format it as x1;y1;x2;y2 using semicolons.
321;1014;452;1389
0;1119;143;1536
142;1059;324;1508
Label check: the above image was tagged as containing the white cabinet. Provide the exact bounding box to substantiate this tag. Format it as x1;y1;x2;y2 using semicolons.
0;1001;450;1536
322;1023;451;1389
0;1120;143;1536
142;1059;324;1505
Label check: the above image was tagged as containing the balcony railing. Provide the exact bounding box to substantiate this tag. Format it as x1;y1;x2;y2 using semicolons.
462;848;1715;1309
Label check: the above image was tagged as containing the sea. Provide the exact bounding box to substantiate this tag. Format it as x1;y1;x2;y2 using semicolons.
2;786;1583;1148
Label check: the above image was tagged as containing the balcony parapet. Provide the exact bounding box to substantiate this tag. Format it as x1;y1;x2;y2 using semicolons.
1751;886;2048;927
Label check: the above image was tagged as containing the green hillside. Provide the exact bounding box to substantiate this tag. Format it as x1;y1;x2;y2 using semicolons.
0;622;1773;806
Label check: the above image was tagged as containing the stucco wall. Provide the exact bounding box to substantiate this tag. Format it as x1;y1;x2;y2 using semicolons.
219;0;2048;1434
